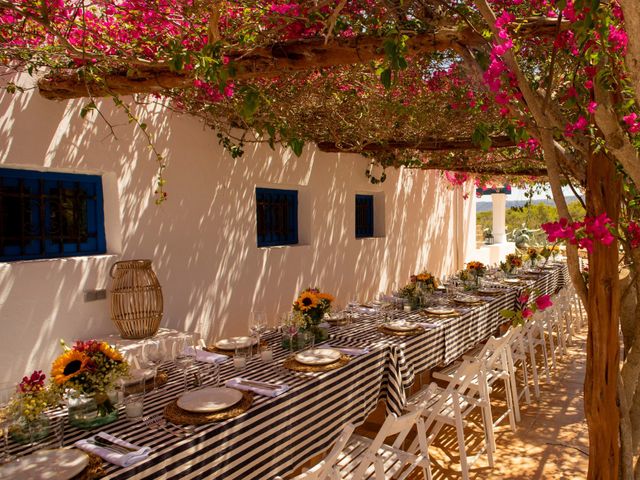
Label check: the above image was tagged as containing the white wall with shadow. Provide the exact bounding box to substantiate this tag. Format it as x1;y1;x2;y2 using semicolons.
0;75;474;382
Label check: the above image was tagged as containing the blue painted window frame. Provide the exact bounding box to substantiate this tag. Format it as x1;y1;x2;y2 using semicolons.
256;187;298;247
0;168;106;261
355;194;374;238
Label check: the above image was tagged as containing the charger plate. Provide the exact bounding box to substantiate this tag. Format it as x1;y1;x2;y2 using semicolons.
423;306;457;315
294;348;342;366
177;387;244;413
164;391;253;425
377;325;425;336
283;354;351;372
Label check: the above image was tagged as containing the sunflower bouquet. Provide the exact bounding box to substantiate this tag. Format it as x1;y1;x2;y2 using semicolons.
466;261;487;277
526;247;541;266
412;271;439;292
51;340;129;423
292;288;334;329
500;253;523;274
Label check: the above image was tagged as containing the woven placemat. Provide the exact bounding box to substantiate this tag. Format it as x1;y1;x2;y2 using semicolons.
283;354;351;372
376;325;425;337
419;310;461;318
125;371;168;395
453;299;485;306
71;452;104;480
163;391;253;425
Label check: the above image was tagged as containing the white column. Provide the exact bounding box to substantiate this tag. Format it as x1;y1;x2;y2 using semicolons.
492;193;507;243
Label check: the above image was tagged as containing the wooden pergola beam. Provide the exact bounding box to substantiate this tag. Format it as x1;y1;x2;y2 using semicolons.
38;17;565;100
421;164;549;177
316;135;517;152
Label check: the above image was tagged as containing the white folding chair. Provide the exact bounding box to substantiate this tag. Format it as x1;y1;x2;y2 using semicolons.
433;332;519;429
278;410;430;480
508;324;533;405
406;360;494;480
528;312;553;380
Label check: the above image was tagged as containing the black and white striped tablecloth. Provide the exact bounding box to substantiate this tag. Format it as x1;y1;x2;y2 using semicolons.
12;264;567;479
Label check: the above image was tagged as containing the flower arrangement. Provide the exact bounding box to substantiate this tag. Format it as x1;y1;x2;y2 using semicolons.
292;287;334;328
526;247;541;265
500;290;553;326
51;340;129;397
500;253;523;274
411;271;439;291
466;261;487;277
9;371;56;423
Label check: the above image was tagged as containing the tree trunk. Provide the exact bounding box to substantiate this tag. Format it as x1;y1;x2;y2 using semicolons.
585;150;621;479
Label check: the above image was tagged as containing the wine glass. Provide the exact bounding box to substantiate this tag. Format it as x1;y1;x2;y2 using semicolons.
142;339;165;392
0;383;16;463
174;334;196;393
250;311;268;350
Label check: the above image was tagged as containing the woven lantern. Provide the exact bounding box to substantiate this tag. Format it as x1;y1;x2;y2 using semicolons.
109;260;163;339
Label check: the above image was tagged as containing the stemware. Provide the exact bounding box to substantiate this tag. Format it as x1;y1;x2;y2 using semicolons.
174;334;196;393
250;310;268;352
0;383;15;463
142;338;164;390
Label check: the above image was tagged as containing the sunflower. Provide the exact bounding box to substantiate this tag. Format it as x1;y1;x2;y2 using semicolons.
98;342;124;362
51;350;89;385
317;292;334;303
296;291;320;311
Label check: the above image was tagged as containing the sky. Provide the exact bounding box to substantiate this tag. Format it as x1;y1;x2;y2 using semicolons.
503;185;577;202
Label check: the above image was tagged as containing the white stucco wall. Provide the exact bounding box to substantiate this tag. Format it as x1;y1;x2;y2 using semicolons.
0;78;475;383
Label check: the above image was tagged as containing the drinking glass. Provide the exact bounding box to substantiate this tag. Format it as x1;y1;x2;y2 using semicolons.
250;311;267;337
0;384;15;463
234;340;251;370
142;338;164;391
174;334;196;393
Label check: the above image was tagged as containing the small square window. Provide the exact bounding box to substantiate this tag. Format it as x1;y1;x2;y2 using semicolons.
256;188;298;247
0;168;106;261
355;194;374;238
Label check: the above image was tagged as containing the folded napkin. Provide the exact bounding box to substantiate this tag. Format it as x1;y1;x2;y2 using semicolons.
75;432;151;467
185;346;228;363
225;378;289;397
326;345;369;356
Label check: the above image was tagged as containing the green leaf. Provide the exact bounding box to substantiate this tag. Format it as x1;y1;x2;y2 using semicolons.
380;68;392;89
80;101;97;119
472;124;492;151
500;309;515;319
289;138;304;156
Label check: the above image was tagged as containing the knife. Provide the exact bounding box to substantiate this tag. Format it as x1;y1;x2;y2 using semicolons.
95;435;138;453
237;379;281;390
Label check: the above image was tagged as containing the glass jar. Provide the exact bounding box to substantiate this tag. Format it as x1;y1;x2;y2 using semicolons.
67;390;118;429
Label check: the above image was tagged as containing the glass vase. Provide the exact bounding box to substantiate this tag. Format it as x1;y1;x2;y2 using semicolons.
68;391;118;429
9;414;50;444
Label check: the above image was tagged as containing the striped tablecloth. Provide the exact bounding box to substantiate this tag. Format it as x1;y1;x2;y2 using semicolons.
11;264;567;480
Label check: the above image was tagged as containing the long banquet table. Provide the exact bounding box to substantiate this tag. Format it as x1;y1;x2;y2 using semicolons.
13;263;568;479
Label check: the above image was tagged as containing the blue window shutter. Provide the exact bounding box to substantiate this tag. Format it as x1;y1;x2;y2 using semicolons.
355;194;374;238
256;188;298;247
0;168;106;261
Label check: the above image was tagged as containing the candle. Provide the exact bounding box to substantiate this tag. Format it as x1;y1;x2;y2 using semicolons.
125;397;144;419
233;356;247;370
260;349;273;362
403;305;412;312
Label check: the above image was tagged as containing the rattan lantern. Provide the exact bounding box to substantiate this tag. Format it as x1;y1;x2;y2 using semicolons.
109;260;163;339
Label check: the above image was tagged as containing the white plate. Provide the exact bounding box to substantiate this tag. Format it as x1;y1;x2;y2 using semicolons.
423;307;455;315
0;449;89;480
177;387;243;413
294;348;342;366
503;278;522;284
385;321;418;332
123;368;155;385
453;296;481;304
214;336;257;351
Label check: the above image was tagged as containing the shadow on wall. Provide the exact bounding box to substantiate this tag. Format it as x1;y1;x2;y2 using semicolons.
0;75;462;383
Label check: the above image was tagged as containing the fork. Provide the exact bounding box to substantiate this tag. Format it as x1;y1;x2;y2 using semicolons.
143;415;186;438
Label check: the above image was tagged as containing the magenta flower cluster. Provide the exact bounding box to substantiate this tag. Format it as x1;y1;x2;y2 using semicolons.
542;214;615;253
